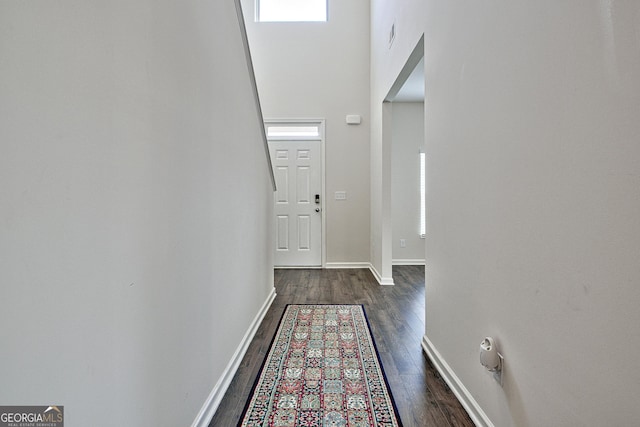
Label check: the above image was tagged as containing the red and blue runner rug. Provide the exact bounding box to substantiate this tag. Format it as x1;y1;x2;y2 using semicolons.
239;304;402;426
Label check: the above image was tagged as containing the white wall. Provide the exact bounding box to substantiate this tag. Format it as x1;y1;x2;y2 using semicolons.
0;1;274;426
372;0;640;426
240;0;371;265
391;102;425;263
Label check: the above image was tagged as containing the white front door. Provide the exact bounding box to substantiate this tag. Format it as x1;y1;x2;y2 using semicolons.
269;140;322;267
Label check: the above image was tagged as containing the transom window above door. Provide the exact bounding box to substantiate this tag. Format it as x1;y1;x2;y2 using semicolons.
256;0;327;22
265;121;323;140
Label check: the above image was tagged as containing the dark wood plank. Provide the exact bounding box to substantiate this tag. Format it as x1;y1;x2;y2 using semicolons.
209;266;474;427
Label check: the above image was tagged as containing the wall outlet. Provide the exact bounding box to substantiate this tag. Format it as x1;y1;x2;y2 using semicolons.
493;354;504;386
400;239;406;248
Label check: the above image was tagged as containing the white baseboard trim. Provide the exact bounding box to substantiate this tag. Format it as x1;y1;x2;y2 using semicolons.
368;263;394;286
324;262;371;269
275;266;322;269
422;335;494;427
392;259;426;266
191;287;277;427
320;263;395;286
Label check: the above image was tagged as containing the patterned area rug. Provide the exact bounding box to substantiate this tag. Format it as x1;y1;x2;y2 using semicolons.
239;304;402;427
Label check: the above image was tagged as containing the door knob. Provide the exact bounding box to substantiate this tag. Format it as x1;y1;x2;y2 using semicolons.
315;208;320;212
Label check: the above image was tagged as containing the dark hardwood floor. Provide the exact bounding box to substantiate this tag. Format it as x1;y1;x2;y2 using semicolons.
209;266;474;427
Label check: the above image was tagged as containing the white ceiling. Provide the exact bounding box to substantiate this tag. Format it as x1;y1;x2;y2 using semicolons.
393;57;424;102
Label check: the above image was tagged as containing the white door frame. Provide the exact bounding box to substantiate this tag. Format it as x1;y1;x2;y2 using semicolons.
265;118;326;268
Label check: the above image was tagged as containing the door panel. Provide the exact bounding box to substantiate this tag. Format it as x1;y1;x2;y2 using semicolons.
276;215;289;250
275;166;289;203
297;215;311;250
297;166;311;203
269;140;322;266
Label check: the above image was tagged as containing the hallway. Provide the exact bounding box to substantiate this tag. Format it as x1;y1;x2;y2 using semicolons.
211;266;474;426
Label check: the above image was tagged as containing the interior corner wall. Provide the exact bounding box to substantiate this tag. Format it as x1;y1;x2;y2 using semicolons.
372;0;640;426
369;0;427;279
0;1;274;426
391;102;425;263
240;0;371;265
